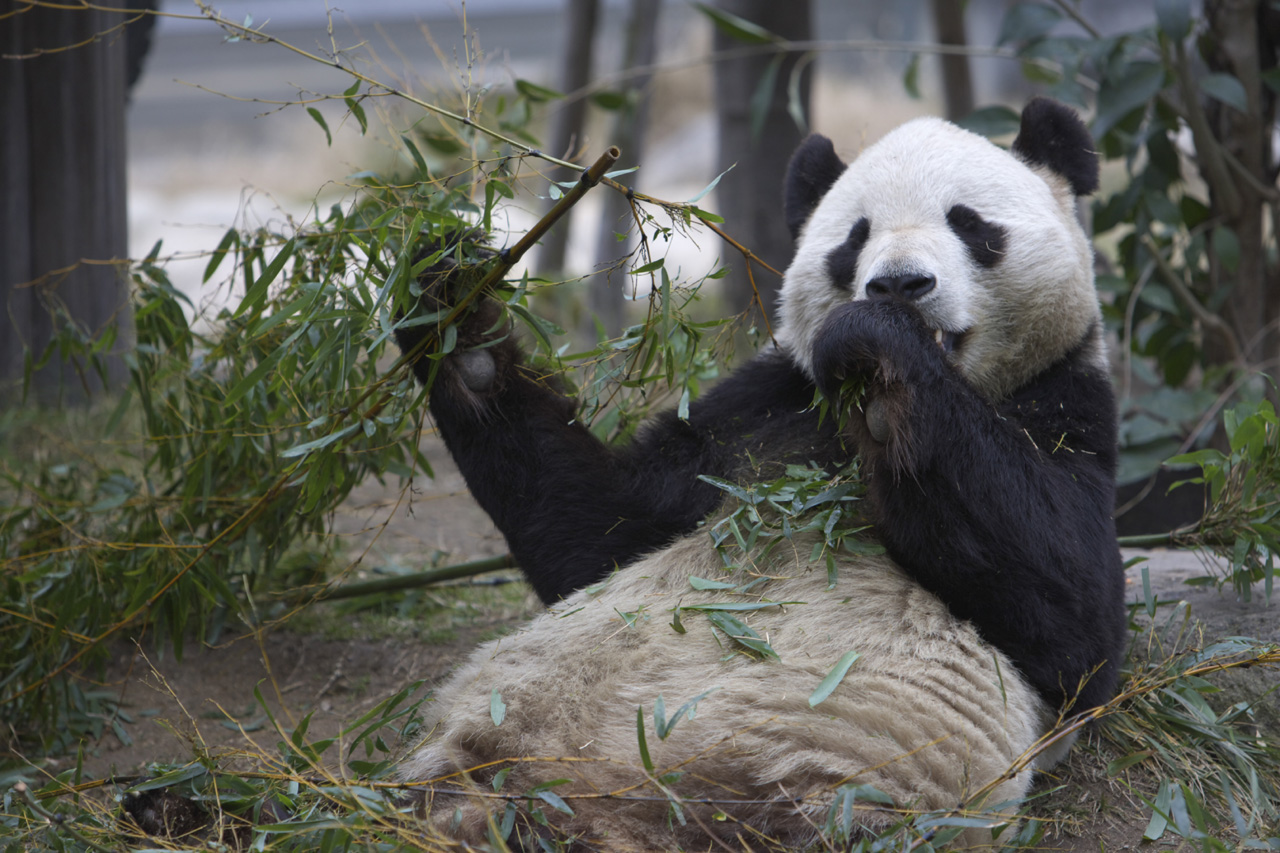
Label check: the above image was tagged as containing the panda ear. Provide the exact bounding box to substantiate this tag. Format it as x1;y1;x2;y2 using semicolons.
784;134;847;240
1011;97;1099;196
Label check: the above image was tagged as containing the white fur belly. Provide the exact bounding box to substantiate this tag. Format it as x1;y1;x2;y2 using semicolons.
398;534;1047;848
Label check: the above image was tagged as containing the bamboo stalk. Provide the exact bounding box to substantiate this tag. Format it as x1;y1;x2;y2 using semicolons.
315;554;518;601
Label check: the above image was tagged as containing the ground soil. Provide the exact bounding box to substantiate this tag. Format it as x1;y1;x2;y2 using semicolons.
48;438;1280;851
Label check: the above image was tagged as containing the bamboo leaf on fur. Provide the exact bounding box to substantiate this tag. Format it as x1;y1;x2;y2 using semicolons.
703;610;779;661
536;790;574;816
489;689;506;727
654;688;718;740
636;707;654;774
809;651;861;708
681;601;800;612
688;576;736;591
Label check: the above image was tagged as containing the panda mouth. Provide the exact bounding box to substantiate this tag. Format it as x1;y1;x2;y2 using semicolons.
932;328;963;354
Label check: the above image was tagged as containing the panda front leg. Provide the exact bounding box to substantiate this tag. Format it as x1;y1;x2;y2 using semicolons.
810;297;1126;715
396;278;836;604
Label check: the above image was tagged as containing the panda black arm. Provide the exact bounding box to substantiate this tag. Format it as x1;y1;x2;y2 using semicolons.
812;298;1126;714
398;303;836;605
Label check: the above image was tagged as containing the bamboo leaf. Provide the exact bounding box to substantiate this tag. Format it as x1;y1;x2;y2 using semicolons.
694;3;780;44
490;689;507;726
809;651;861;707
307;107;332;146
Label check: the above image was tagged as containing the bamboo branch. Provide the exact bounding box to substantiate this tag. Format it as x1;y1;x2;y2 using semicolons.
312;554;518;601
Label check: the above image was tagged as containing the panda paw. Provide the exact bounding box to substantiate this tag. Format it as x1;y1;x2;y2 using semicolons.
810;299;941;398
811;299;949;451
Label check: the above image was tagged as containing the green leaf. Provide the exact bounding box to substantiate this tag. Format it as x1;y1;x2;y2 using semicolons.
490;689;506;726
1144;779;1173;840
749;54;783;141
234;238;295;319
1094;62;1166;140
689;576;736;591
1200;72;1248;112
126;763;208;792
1213;225;1241;273
1142;565;1156;618
401;134;428;176
591;90;630;110
704;610;779;660
694;3;780;44
956;105;1021;138
686;164;735;205
307;107;332;146
809;650;861;707
654;688;717;740
247;292;312;338
636;707;654;773
202;228;240;284
997;3;1063;45
903;53;922;100
1106;750;1152;775
684;600;800;612
537;790;574;815
515;79;564;102
224;333;297;409
279;422;358;459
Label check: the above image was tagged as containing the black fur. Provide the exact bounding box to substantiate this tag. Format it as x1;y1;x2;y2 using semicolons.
946;204;1008;269
810;299;1124;712
825;217;870;290
1012;96;1100;196
784;134;847;240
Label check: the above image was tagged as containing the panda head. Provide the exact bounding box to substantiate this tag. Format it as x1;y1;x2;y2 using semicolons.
777;97;1102;402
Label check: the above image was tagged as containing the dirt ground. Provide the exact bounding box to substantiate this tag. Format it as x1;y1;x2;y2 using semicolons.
53;437;1279;851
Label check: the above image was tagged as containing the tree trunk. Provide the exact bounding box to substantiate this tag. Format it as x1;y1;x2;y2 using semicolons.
712;0;812;329
590;0;661;334
1202;0;1278;381
1;3;132;407
538;0;600;277
931;0;974;121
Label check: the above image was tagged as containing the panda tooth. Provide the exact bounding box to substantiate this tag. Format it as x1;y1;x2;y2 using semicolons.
934;329;944;347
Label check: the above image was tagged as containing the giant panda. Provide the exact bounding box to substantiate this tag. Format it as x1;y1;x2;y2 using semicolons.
392;97;1127;849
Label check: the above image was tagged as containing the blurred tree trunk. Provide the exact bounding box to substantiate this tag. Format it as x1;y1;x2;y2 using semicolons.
931;0;974;121
590;0;661;334
538;0;599;277
712;0;812;329
1201;0;1280;382
0;3;132;407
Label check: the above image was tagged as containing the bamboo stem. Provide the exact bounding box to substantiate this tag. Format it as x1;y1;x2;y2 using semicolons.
314;554;519;601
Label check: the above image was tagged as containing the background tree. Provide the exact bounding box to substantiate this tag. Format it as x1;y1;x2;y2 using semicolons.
589;0;661;333
0;2;134;406
537;0;599;277
710;0;813;326
931;0;974;121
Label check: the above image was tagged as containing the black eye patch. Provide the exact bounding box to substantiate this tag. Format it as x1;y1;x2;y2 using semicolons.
946;204;1007;269
825;217;871;290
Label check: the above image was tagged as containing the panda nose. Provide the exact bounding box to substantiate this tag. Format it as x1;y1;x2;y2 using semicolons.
865;273;936;301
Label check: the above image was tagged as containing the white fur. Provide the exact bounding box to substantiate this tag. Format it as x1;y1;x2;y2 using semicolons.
777;118;1100;401
399;535;1048;849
